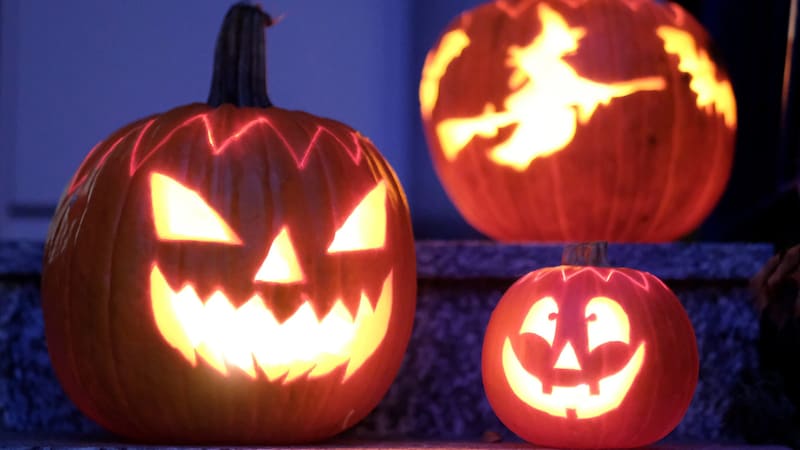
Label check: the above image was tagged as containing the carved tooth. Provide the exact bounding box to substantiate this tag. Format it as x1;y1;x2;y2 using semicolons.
172;284;204;348
345;275;393;381
196;292;235;375
248;296;290;381
150;266;196;365
151;266;393;384
307;300;354;377
196;342;228;375
222;294;257;378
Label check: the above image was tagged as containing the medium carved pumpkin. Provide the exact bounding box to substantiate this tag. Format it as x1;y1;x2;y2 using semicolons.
41;4;415;444
420;0;736;242
482;242;698;448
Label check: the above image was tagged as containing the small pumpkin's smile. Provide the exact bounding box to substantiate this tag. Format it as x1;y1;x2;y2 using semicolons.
150;265;393;383
502;338;645;419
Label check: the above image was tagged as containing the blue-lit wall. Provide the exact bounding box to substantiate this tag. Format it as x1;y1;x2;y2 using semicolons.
0;0;797;242
0;1;413;239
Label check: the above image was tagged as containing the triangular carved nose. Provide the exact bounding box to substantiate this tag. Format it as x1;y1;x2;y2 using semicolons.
553;342;582;370
254;226;305;284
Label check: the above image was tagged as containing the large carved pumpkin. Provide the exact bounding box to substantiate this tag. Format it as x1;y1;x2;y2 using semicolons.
41;4;415;444
482;242;698;448
420;0;736;242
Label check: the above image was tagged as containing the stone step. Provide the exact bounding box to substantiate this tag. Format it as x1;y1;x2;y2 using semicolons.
0;241;790;446
0;431;792;450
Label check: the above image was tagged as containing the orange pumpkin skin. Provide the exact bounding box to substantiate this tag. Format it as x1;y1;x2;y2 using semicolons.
481;262;698;448
420;0;736;242
41;5;415;445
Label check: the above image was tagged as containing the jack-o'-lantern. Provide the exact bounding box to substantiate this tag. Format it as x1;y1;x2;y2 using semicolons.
40;4;415;444
420;0;736;242
482;242;698;448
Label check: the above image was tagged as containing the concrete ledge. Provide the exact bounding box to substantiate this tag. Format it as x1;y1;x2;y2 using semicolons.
0;241;788;446
0;431;793;449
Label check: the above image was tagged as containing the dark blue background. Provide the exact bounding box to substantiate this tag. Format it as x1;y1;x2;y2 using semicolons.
1;0;798;245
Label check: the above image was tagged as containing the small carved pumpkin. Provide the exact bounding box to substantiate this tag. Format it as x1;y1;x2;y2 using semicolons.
482;242;698;448
41;4;415;444
420;0;736;242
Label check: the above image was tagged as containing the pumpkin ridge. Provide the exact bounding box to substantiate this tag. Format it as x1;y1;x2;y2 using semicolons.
675;114;733;236
547;150;572;241
104;143;159;436
637;22;691;240
639;109;680;239
497;0;539;18
57;120;154;434
189;108;366;170
564;266;652;291
128;119;158;176
49;201;99;431
313;115;363;319
68;119;152;195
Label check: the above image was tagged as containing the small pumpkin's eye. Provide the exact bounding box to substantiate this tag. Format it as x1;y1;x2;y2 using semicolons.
327;181;387;253
585;296;630;352
150;173;241;244
519;297;559;346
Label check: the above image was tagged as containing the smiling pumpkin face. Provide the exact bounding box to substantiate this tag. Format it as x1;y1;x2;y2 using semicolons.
42;104;416;444
502;294;645;420
482;265;698;448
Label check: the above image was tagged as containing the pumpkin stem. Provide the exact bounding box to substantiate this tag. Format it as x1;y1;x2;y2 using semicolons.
562;241;610;266
207;2;274;108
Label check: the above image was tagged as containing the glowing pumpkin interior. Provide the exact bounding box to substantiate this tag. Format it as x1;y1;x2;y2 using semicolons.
422;2;736;171
149;172;392;383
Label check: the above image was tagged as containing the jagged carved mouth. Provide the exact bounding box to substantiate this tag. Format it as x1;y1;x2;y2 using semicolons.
502;338;645;419
150;265;393;384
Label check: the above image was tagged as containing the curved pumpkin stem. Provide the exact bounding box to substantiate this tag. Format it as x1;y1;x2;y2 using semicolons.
562;241;610;267
207;2;275;108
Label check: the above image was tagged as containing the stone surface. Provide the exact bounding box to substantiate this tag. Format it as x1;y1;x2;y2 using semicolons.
415;241;774;280
0;431;792;449
346;281;766;443
0;242;41;276
0;240;792;447
0;283;99;435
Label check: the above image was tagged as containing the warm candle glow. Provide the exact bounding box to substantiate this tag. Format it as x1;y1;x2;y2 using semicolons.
328;181;388;253
657;26;737;128
151;265;393;383
151;173;242;244
435;4;666;170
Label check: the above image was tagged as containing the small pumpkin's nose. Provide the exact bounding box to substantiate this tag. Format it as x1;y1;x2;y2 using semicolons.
553;342;582;370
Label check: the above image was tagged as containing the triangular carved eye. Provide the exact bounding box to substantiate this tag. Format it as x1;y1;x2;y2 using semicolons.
255;226;305;284
150;173;241;244
327;181;387;253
